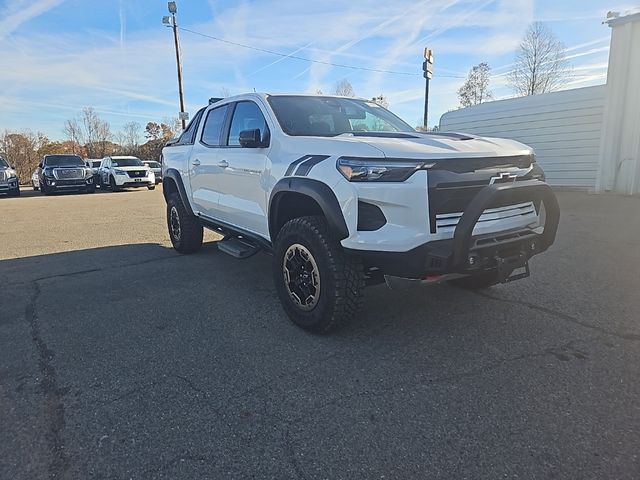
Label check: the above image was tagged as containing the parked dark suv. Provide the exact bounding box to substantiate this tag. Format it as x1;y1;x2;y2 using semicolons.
38;154;96;194
0;156;20;197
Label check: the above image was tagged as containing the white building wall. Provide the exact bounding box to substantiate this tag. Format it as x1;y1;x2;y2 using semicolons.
596;12;640;195
439;86;605;188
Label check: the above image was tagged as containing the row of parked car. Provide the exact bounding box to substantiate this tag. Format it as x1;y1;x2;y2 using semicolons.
0;154;162;197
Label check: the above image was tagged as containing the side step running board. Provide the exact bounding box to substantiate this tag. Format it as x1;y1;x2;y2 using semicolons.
217;237;260;259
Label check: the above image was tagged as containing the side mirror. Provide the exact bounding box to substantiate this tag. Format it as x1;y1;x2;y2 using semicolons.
239;129;265;148
38;162;43;169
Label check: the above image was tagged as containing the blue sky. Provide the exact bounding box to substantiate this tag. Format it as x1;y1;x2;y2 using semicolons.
0;0;630;140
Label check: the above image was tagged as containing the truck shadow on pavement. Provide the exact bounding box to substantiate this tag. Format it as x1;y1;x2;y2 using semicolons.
3;240;522;340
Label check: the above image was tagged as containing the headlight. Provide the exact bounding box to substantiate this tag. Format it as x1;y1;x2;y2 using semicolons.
6;169;17;179
337;158;434;182
114;169;126;175
84;168;93;178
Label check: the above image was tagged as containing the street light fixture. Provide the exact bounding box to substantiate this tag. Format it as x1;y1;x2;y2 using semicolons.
164;2;186;129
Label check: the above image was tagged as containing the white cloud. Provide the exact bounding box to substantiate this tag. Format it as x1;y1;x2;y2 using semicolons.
0;0;65;39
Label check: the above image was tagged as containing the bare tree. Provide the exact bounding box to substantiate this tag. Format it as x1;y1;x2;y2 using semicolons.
63;118;82;154
508;22;570;96
458;62;493;107
94;118;113;158
334;79;355;97
123;122;142;151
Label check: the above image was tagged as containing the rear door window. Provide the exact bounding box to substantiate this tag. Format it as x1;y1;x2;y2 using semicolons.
200;105;230;147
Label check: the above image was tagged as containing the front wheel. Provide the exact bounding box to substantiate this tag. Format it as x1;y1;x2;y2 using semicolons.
147;185;156;190
109;176;119;192
273;216;364;333
166;193;203;254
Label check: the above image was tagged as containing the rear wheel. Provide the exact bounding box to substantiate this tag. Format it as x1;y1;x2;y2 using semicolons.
273;216;364;333
449;270;500;290
166;193;203;254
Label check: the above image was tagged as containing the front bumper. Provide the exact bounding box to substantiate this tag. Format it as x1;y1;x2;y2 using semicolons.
113;173;154;187
0;178;20;194
44;177;94;190
346;180;560;280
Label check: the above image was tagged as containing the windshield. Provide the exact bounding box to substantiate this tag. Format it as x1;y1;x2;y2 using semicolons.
145;162;161;168
267;96;414;137
112;158;143;167
44;155;84;167
0;157;8;168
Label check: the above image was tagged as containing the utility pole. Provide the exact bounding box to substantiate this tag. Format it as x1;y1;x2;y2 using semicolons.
164;2;187;129
422;48;434;129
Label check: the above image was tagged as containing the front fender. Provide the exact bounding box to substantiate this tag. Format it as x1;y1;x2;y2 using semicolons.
269;177;348;241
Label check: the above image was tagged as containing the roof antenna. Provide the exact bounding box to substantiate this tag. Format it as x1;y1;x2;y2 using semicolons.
253;87;257;93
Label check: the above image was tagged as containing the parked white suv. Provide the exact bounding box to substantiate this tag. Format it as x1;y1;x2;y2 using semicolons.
161;94;559;332
99;156;155;191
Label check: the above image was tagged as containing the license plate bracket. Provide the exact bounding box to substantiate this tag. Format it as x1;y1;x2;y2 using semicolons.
496;253;530;283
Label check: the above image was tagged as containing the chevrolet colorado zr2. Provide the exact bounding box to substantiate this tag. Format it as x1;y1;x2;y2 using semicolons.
161;94;559;333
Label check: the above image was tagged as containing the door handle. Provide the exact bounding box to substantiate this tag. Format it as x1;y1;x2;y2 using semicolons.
217;160;229;168
192;159;201;166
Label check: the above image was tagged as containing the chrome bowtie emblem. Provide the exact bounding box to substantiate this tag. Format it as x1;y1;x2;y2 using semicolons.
489;172;517;184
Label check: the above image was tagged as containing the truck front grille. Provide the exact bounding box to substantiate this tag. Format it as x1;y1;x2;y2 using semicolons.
54;168;83;180
0;171;6;182
127;170;147;178
435;202;537;233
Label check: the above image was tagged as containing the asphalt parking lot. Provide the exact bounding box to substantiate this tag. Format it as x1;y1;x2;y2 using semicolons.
1;187;639;479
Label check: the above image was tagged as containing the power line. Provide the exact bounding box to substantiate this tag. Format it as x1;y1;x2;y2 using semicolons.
179;27;430;77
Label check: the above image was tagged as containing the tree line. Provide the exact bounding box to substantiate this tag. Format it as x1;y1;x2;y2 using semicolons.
457;22;571;108
0;108;180;183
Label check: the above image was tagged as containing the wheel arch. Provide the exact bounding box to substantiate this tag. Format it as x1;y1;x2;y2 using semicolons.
269;177;349;241
162;168;194;216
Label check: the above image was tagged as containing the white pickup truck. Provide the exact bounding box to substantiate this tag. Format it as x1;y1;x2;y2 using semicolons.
161;94;559;332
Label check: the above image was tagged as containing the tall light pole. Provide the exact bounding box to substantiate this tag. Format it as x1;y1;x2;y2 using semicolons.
422;48;434;129
164;2;186;129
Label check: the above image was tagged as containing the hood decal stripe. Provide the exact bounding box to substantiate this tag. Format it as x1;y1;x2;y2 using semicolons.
294;155;330;176
284;155;313;176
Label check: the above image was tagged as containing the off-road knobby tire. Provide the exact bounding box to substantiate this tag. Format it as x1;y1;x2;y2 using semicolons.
273;216;364;333
448;270;500;290
166;193;203;254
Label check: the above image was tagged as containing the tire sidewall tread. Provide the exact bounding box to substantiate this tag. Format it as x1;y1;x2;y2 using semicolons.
273;216;364;333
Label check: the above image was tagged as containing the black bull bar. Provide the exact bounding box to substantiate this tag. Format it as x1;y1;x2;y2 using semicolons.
451;180;560;271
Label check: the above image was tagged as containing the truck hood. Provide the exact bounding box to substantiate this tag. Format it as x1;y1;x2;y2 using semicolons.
333;132;533;159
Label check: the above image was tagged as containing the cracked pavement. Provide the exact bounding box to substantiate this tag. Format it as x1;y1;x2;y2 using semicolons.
1;188;639;479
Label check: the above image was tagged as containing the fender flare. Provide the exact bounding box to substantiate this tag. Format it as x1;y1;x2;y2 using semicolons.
269;177;349;241
163;168;195;216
